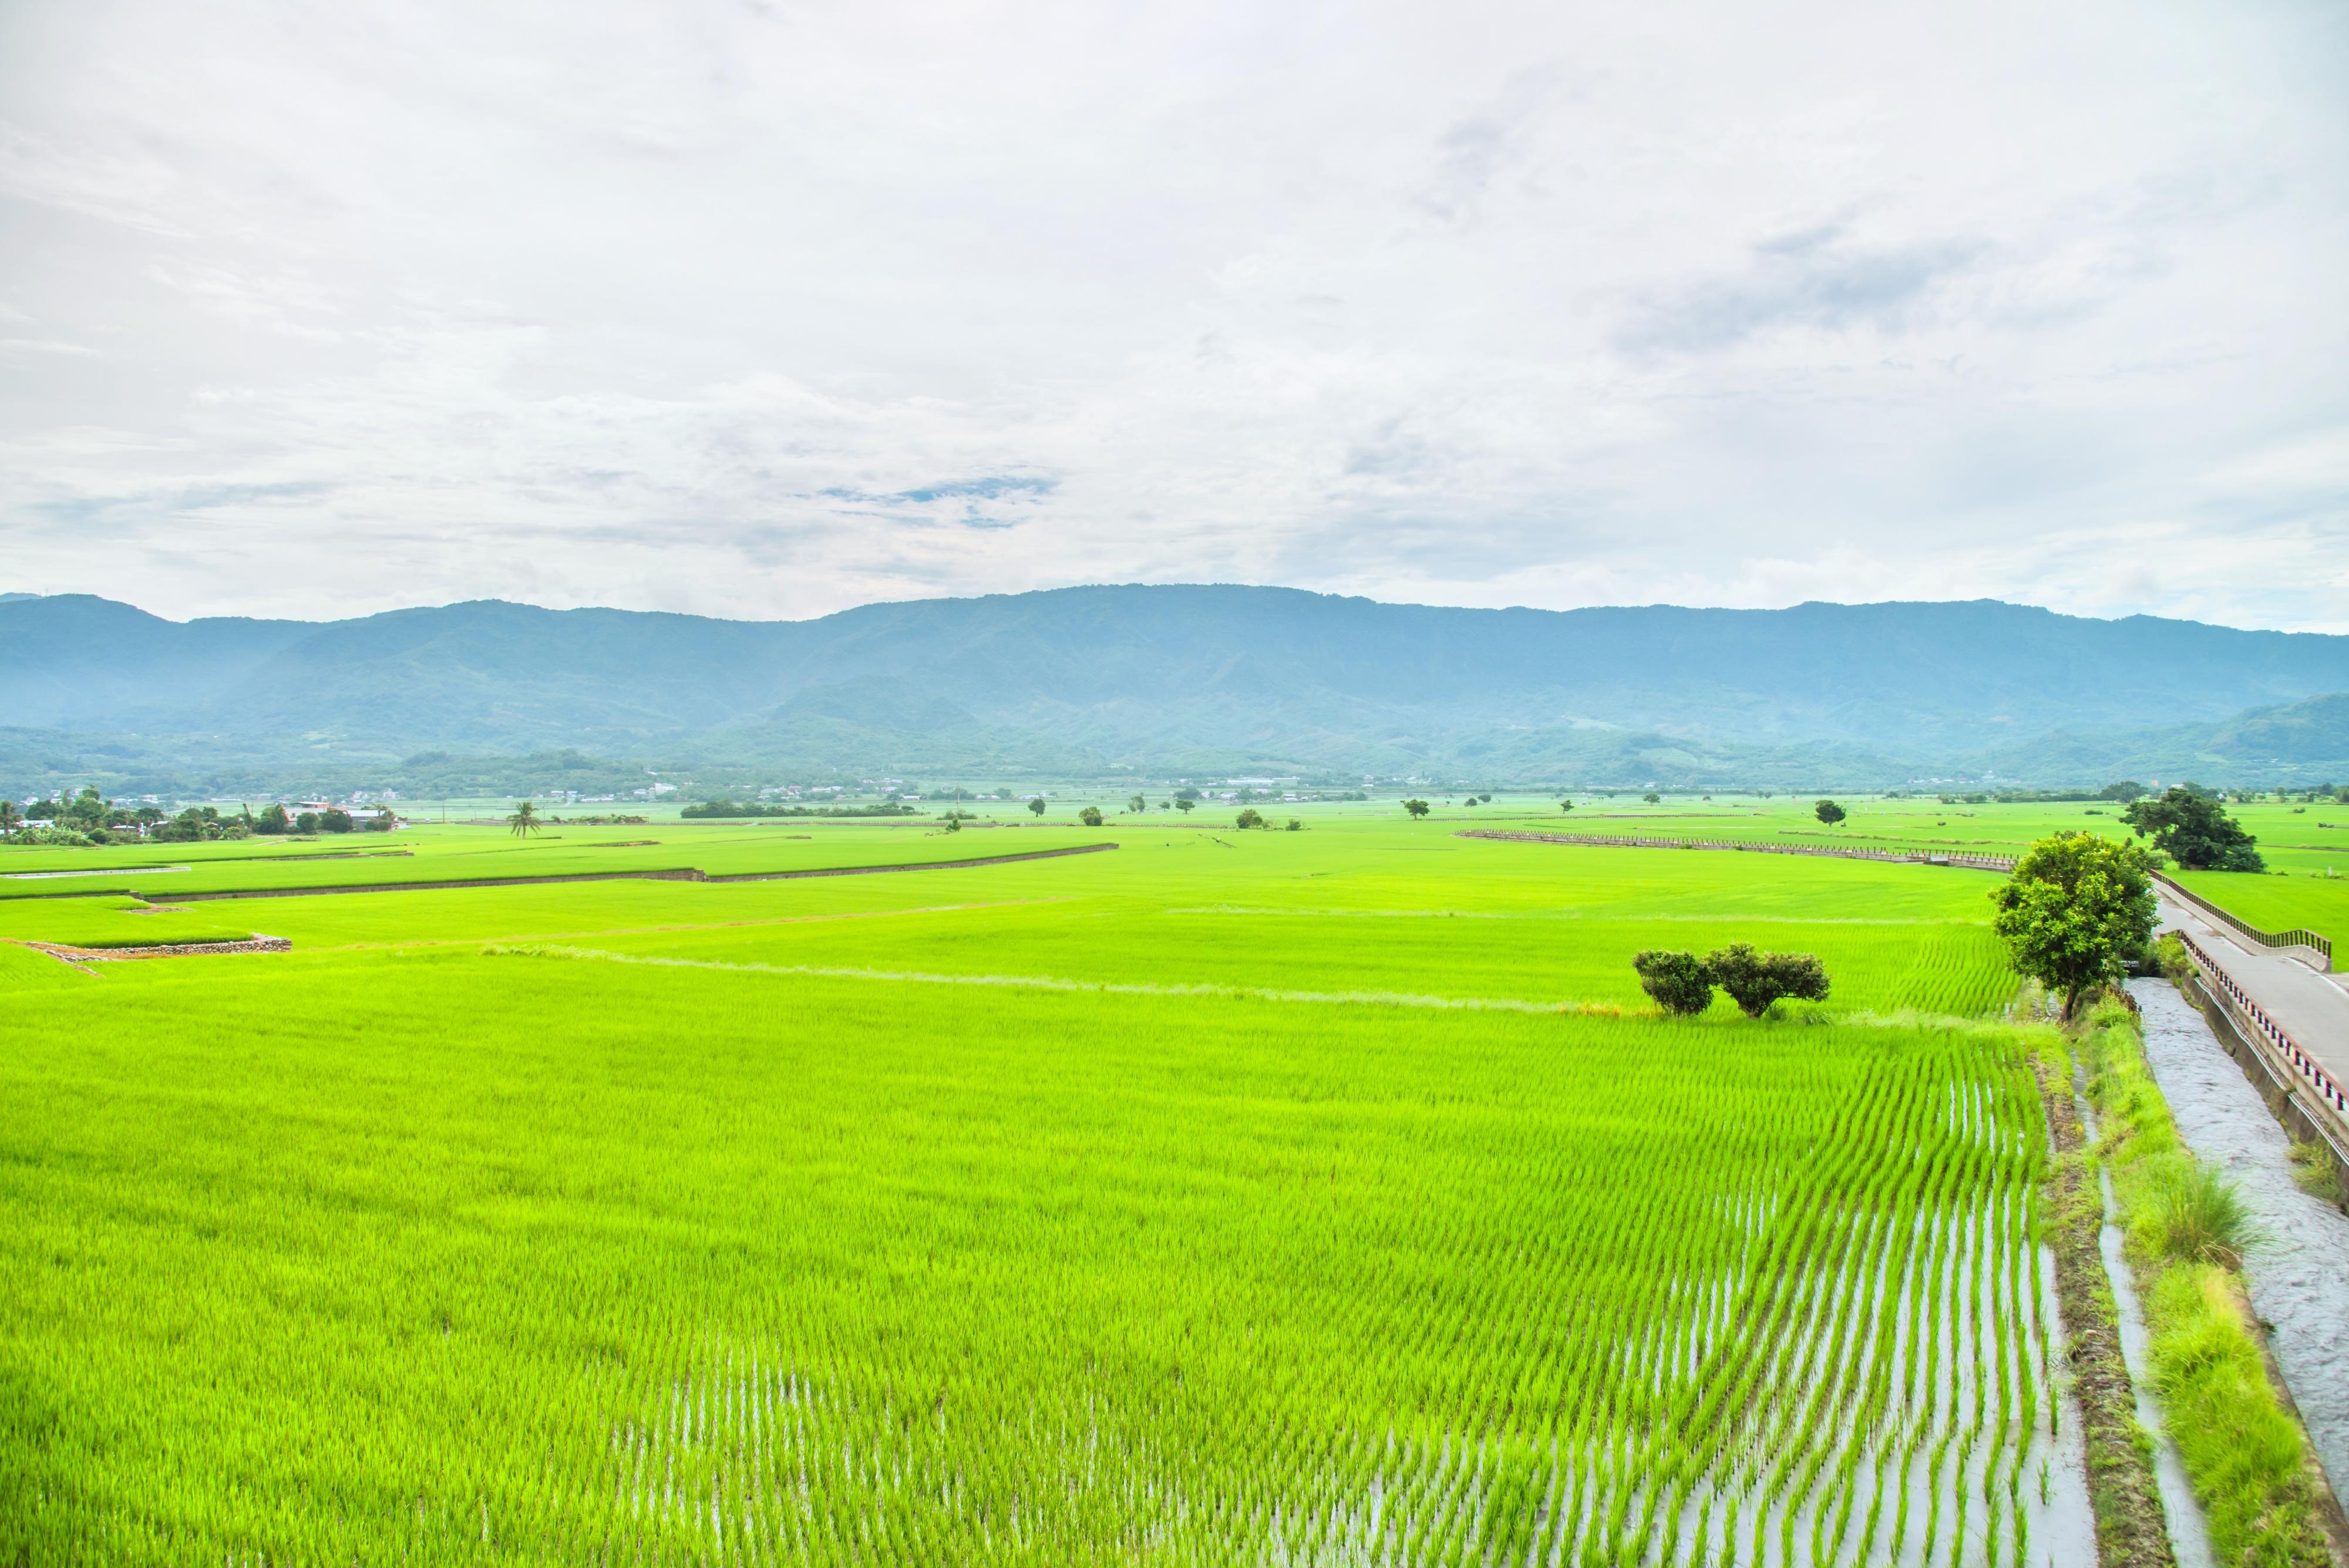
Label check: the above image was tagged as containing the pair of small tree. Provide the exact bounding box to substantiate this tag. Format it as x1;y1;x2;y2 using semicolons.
1633;945;1831;1017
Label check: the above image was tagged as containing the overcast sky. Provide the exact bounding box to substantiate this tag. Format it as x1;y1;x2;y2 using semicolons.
2;1;2344;630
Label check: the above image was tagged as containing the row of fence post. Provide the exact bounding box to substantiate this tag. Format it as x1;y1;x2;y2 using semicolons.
2152;869;2332;971
1456;829;2017;873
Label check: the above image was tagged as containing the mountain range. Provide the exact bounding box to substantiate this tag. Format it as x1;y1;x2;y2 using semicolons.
4;587;2347;798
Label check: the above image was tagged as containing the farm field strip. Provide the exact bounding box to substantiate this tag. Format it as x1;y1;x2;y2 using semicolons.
1;947;2078;1565
0;808;2119;1563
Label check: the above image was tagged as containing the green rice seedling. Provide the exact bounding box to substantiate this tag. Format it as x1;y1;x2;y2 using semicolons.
0;812;2079;1564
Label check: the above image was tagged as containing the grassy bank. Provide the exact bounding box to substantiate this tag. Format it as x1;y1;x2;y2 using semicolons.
2078;985;2333;1565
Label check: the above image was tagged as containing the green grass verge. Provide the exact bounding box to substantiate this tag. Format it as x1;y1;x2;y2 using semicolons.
2079;992;2332;1566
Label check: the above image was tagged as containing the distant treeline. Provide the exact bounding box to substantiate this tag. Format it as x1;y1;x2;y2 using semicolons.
680;800;921;819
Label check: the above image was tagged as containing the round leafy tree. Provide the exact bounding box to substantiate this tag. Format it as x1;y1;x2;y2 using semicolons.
1990;831;2157;1016
1813;799;1846;827
2121;786;2263;871
1632;950;1714;1015
1706;944;1831;1017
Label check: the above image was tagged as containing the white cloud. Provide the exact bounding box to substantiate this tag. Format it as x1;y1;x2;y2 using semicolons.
0;0;2343;630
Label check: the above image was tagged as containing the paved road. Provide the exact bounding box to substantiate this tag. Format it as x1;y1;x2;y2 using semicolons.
2158;891;2349;1084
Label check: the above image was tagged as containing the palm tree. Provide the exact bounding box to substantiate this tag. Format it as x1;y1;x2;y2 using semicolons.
507;800;543;837
0;800;19;840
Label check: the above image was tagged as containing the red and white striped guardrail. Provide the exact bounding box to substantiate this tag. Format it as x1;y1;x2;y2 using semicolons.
2175;928;2349;1122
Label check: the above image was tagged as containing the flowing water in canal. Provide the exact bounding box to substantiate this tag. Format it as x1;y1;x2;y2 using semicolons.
2130;977;2349;1503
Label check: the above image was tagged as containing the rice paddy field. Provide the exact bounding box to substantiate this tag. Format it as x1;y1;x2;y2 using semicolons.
0;802;2126;1563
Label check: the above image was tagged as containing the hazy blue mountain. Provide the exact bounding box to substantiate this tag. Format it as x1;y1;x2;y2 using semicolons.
1973;691;2349;787
6;586;2349;793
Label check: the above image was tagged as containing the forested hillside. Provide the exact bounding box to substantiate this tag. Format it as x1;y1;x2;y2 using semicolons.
5;586;2347;793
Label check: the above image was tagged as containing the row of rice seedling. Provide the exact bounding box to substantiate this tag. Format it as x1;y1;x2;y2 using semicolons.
2;936;2072;1564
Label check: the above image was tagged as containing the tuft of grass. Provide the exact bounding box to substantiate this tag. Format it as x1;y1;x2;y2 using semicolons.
2286;1139;2345;1209
2134;1156;2252;1270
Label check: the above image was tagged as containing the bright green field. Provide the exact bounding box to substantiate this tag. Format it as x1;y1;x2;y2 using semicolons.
4;812;2081;1564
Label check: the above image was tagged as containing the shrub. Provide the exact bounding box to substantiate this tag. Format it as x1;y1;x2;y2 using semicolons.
2136;1158;2250;1269
1706;944;1830;1018
1284;818;1303;832
1078;806;1103;827
321;808;353;833
1234;807;1265;829
15;826;92;846
1631;950;1714;1015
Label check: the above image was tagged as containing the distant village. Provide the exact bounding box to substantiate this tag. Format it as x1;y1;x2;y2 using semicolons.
0;787;401;846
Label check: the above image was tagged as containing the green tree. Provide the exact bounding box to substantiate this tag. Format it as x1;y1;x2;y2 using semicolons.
1174;797;1195;814
1126;795;1146;813
1813;799;1846;827
1235;807;1265;829
1990;831;2158;1017
0;800;18;840
254;803;291;836
1402;799;1430;819
2098;780;2148;802
321;808;353;833
295;811;321;833
1078;805;1103;827
508;800;543;837
1633;951;1714;1015
2122;786;2263;871
1642;792;1661;804
1705;944;1831;1018
1559;800;1574;814
65;788;107;830
1284;818;1303;832
943;815;961;833
1027;796;1047;817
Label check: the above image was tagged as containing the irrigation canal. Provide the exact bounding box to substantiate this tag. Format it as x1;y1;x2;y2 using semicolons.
2131;977;2349;1514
